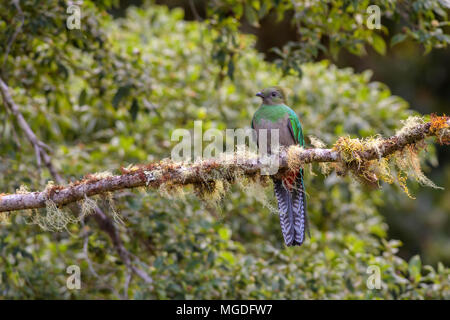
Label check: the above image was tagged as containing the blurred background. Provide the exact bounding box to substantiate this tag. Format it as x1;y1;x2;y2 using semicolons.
0;0;448;299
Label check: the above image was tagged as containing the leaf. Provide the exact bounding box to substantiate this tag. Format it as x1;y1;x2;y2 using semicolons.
130;98;139;122
78;89;87;106
207;251;216;265
154;256;164;269
439;0;450;9
218;227;231;241
291;60;303;78
186;259;200;271
390;33;408;47
372;34;386;55
258;0;271;18
57;62;69;80
329;41;341;60
219;251;235;264
433;7;447;18
213;48;226;68
227;58;235;80
436;33;450;43
245;4;260;27
408;255;422;282
234;4;244;18
112;85;131;109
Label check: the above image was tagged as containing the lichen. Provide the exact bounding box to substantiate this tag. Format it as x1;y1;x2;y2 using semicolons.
30;199;78;232
105;192;124;225
159;182;187;199
395;116;425;137
194;180;226;208
393;144;442;190
308;135;334;175
330;118;441;197
16;185;30;194
430;114;450;145
287;145;305;172
236;173;277;215
309;135;326;149
80;195;98;218
333;136;368;164
89;171;114;179
0;212;10;225
397;171;415;199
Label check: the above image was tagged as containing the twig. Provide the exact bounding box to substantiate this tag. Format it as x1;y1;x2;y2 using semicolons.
188;0;202;21
0;77;58;178
92;207;152;284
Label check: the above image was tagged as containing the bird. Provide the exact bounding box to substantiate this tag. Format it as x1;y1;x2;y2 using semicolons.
252;86;309;246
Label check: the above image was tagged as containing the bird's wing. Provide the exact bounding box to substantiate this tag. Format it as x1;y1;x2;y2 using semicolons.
286;108;304;146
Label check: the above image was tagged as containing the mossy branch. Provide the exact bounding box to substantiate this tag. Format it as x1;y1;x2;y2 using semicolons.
0;115;449;213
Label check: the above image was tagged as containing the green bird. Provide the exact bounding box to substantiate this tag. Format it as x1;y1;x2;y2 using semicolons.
252;86;309;246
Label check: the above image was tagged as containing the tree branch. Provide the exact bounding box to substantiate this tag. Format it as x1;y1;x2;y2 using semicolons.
1;115;448;213
0;77;58;178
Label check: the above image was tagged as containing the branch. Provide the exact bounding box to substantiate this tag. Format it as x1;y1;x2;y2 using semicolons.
1;115;448;213
0;77;58;178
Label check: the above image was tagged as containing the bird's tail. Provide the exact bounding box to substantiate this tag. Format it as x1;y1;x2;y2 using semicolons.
273;170;308;246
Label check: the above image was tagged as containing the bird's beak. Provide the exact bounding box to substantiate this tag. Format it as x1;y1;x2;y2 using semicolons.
256;92;263;98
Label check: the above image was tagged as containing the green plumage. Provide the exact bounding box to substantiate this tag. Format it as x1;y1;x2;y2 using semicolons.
253;86;308;246
252;104;305;146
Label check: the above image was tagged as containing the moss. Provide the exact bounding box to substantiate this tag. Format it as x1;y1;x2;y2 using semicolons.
193;180;226;206
397;171;415;199
80;195;98;218
329;119;441;196
370;156;394;185
236;173;277;215
105;192;124;225
87;171;114;180
395;116;425;137
0;212;10;225
394;144;442;190
16;185;30;194
308;135;334;175
287;145;305;172
333;136;362;163
159;182;187;199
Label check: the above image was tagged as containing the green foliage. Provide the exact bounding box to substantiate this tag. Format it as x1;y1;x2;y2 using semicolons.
206;0;450;76
0;2;448;299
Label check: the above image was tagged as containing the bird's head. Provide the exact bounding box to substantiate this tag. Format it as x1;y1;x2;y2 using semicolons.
256;86;286;105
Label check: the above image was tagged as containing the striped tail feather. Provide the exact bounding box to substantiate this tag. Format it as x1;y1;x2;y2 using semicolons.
273;171;308;246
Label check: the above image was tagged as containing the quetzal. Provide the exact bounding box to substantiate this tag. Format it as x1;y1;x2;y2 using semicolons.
252;86;308;246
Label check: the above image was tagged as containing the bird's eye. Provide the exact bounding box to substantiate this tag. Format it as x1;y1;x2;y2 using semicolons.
271;92;277;97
